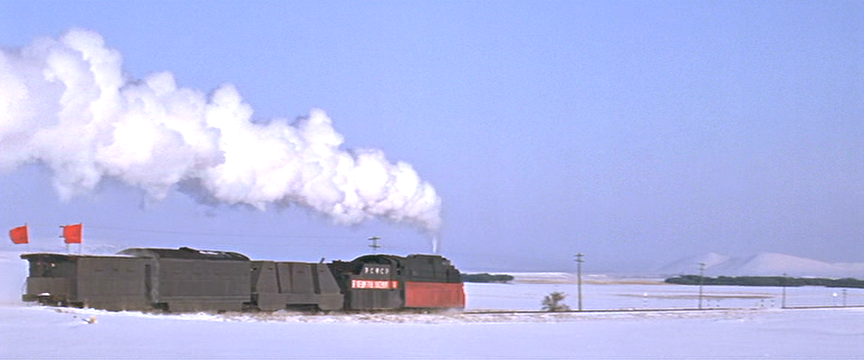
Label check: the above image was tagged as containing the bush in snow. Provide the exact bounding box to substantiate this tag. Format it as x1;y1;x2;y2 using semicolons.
542;292;570;312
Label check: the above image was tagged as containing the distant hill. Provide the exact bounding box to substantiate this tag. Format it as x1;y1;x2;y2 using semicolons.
659;252;864;278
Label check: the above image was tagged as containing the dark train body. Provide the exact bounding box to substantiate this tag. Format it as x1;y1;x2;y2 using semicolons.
20;247;465;312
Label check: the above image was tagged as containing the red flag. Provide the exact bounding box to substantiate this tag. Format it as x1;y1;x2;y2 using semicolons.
63;224;82;244
9;225;28;244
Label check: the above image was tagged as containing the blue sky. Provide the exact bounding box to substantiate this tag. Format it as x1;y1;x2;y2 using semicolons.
1;1;861;272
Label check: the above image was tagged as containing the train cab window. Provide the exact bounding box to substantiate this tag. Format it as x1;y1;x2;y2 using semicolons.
31;261;57;277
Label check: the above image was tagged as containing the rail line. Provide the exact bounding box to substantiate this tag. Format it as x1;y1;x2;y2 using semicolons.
461;305;864;316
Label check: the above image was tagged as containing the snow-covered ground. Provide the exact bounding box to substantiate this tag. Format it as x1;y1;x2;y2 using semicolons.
468;277;864;310
2;305;863;359
2;252;863;359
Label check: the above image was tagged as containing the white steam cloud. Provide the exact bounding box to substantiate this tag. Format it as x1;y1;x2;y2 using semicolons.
0;29;441;232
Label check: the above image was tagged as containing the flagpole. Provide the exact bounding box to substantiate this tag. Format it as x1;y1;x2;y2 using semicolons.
61;225;67;253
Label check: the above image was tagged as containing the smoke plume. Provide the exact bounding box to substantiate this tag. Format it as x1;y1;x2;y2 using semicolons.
0;29;441;232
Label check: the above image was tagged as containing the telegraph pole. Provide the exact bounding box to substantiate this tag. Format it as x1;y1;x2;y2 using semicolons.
574;253;584;311
698;262;706;310
368;236;381;254
781;273;787;309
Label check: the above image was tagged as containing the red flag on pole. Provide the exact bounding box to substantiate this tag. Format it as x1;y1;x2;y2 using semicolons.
9;225;28;244
62;224;82;244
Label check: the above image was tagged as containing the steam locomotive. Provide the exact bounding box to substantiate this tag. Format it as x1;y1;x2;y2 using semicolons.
20;247;465;312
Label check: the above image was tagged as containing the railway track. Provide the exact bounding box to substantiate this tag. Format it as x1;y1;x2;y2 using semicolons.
461;305;864;316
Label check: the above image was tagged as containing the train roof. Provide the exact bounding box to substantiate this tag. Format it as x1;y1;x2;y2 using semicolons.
351;254;452;265
118;247;249;261
350;254;452;266
20;253;137;261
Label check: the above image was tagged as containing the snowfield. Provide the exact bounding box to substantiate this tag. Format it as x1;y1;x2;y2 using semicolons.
2;299;862;359
1;252;863;359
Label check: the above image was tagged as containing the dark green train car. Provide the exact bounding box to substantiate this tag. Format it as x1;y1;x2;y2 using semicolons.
21;253;150;311
21;247;464;313
118;247;250;312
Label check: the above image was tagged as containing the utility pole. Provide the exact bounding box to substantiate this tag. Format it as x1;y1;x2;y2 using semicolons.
698;262;706;310
843;289;847;307
574;253;584;311
368;236;381;254
781;273;787;309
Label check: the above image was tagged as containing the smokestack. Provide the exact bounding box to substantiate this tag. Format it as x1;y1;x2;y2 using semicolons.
0;29;442;232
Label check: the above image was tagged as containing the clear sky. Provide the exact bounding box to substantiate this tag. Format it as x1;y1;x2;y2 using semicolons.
1;1;861;272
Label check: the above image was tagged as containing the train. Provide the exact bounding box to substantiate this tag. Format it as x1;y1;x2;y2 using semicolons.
20;247;465;312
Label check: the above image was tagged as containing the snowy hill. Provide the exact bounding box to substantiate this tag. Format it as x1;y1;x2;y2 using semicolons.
659;253;731;274
659;252;864;278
